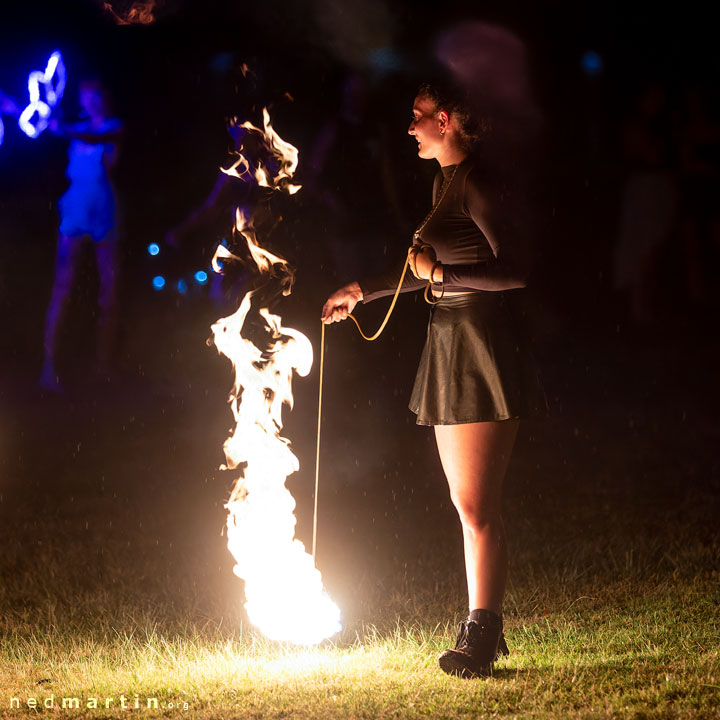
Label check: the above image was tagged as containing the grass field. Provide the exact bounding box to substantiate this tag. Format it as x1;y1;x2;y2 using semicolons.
1;321;718;719
1;493;717;719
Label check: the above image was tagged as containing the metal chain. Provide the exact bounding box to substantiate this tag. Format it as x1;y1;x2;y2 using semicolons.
413;164;459;242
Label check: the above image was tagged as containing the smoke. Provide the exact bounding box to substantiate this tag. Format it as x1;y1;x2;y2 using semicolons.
310;0;395;69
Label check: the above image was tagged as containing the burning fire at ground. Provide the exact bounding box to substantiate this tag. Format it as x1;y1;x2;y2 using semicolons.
210;111;341;645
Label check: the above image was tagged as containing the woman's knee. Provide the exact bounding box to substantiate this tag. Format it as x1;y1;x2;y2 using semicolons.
51;236;82;291
449;490;501;533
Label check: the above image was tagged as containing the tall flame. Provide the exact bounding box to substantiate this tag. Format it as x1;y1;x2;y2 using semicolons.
211;110;341;644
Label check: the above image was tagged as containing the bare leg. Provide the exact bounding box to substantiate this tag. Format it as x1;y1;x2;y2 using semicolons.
41;233;86;387
94;232;119;371
434;419;519;615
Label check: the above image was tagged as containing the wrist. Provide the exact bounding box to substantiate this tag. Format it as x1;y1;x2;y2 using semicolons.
348;280;363;302
430;262;443;284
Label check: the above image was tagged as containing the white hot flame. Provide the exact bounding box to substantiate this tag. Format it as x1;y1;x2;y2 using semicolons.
211;109;341;645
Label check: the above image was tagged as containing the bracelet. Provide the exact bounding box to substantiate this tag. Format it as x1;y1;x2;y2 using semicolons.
430;261;442;284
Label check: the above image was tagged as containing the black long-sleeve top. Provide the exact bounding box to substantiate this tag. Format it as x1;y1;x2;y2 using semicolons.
358;156;530;303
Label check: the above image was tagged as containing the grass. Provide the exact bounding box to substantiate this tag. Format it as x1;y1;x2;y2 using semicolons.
2;578;718;719
1;327;719;718
1;466;718;719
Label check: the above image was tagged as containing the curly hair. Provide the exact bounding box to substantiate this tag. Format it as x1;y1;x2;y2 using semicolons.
417;80;490;153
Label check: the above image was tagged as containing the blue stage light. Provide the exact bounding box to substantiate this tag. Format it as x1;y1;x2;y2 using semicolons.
177;279;188;294
147;242;160;256
152;275;166;290
581;51;603;77
194;270;208;284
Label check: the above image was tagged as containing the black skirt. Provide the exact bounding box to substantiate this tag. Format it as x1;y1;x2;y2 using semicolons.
409;292;544;425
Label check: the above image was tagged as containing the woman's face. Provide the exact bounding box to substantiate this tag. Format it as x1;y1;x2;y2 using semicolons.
79;87;105;118
408;95;445;160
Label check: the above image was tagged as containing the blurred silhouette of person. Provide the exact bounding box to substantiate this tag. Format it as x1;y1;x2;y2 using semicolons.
305;72;405;283
165;120;277;248
677;85;720;307
613;82;677;326
40;78;124;390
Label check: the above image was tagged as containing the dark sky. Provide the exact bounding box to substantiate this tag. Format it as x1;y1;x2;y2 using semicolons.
1;0;718;353
2;0;717;182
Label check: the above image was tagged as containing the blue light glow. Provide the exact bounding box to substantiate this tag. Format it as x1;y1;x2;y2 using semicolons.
18;50;66;139
147;242;160;256
0;118;4;147
581;51;603;76
152;275;166;290
177;279;188;294
194;270;208;284
43;52;66;106
369;47;404;75
18;100;51;139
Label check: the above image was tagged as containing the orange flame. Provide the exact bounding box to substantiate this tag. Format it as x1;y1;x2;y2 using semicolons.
211;110;341;644
102;0;156;25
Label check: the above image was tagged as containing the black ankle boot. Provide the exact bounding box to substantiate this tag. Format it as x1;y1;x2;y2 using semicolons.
438;610;503;678
496;632;509;659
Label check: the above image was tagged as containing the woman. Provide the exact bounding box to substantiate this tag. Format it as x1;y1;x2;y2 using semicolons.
321;80;539;678
41;78;123;390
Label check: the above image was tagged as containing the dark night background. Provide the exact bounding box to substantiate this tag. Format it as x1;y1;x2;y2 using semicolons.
0;0;718;631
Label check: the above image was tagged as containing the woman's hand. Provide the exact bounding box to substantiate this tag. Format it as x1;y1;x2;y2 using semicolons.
321;281;363;324
0;91;21;117
409;244;437;280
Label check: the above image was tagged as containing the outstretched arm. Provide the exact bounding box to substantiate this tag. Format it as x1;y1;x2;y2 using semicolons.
321;244;430;322
51;118;124;146
356;253;427;303
165;173;241;246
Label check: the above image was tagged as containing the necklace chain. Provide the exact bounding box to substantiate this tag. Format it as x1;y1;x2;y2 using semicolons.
413;165;459;243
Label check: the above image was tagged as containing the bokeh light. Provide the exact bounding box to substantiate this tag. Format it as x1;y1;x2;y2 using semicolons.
581;50;603;76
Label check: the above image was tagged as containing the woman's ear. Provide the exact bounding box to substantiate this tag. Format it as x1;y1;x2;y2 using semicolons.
438;109;449;134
